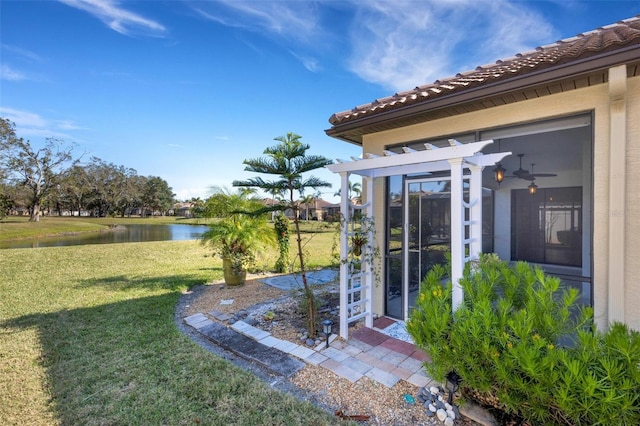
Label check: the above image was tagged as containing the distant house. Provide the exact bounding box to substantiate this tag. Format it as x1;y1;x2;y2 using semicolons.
327;16;640;337
262;197;335;221
172;202;194;218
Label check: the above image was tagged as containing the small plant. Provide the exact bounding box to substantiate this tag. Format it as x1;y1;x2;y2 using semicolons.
200;188;275;284
340;214;380;283
408;254;640;425
263;311;275;321
350;231;367;257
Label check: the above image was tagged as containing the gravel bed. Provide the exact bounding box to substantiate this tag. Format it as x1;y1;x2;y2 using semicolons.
178;273;478;425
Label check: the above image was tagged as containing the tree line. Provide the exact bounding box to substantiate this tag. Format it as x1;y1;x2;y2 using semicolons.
0;118;175;221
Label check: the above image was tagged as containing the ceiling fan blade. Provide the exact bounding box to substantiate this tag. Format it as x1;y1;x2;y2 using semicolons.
531;173;557;177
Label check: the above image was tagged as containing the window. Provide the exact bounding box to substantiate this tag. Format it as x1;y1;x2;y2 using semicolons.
511;187;582;267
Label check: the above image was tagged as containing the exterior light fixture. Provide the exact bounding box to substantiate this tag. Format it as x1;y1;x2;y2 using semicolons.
445;371;462;404
322;319;333;348
528;180;538;195
493;163;506;184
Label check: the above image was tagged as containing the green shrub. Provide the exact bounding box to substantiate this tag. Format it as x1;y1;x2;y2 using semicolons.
407;254;640;425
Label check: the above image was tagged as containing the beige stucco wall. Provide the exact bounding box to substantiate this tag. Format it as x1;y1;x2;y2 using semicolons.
359;72;640;331
625;75;640;332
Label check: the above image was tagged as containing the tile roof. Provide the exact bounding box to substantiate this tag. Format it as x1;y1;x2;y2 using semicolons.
329;15;640;127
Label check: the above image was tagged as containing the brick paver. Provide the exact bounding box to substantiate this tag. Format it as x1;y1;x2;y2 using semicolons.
365;367;401;387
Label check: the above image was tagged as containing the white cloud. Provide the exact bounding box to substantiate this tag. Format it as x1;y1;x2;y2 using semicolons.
0;107;82;140
192;0;322;43
0;107;48;128
1;64;27;81
189;0;558;92
345;0;557;91
56;120;87;131
190;0;326;71
58;0;166;36
1;44;42;62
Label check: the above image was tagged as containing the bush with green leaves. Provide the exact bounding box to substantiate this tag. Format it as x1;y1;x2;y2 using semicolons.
407;254;640;425
273;213;290;273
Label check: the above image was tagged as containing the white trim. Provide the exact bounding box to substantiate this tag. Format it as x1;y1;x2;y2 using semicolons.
326;140;510;339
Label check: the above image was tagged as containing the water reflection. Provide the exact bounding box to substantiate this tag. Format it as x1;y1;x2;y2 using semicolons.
0;224;210;249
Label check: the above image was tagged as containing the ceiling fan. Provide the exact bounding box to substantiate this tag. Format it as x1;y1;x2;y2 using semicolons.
510;154;557;181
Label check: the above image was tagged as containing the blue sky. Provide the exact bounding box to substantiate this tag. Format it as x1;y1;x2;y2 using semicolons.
1;1;638;202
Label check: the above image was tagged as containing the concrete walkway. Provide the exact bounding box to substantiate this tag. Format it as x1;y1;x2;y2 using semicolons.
183;312;435;389
260;269;338;290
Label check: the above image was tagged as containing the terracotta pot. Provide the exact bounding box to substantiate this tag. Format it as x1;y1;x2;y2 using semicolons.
222;257;246;286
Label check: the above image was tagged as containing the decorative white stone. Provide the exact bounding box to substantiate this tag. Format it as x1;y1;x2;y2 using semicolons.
436;409;447;422
444;417;454;426
428;403;437;412
429;386;440;395
446;409;456;420
438;395;444;402
445;402;453;411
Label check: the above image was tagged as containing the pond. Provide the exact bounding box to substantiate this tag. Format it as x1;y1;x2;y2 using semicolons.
0;224;210;249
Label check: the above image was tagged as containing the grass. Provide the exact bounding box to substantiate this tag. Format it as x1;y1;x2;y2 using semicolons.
0;236;342;425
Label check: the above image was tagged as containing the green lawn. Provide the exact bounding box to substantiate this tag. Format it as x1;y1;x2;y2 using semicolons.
0;238;342;425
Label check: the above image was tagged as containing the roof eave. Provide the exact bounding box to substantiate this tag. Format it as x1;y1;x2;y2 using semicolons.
326;44;640;145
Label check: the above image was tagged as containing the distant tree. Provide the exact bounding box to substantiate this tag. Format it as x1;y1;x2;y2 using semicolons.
334;180;362;203
141;176;174;216
58;165;88;215
187;197;205;218
0;183;14;219
0;118;77;222
299;194;315;221
233;132;332;337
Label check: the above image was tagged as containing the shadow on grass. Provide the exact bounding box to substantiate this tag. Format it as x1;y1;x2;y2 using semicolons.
75;273;213;292
2;290;339;425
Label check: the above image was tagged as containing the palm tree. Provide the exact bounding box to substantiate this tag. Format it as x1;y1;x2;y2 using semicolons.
334;180;362;204
200;188;275;285
299;194;315;221
233;133;332;337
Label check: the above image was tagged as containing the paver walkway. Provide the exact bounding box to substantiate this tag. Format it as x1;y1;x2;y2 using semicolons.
184;313;436;389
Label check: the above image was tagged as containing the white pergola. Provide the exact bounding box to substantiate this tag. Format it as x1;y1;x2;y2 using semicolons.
326;140;510;339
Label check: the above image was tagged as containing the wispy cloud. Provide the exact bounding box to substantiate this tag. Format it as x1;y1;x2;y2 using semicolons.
1;65;28;81
189;0;326;70
289;50;321;73
0;107;83;140
345;0;557;91
58;0;166;36
1;44;42;62
192;0;322;43
188;0;557;92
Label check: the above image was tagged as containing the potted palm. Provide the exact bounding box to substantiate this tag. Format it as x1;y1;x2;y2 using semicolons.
200;188;275;285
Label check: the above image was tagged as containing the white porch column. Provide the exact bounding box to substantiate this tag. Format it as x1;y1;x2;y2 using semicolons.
608;65;627;326
468;164;484;260
449;158;465;312
339;172;350;338
364;176;374;329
